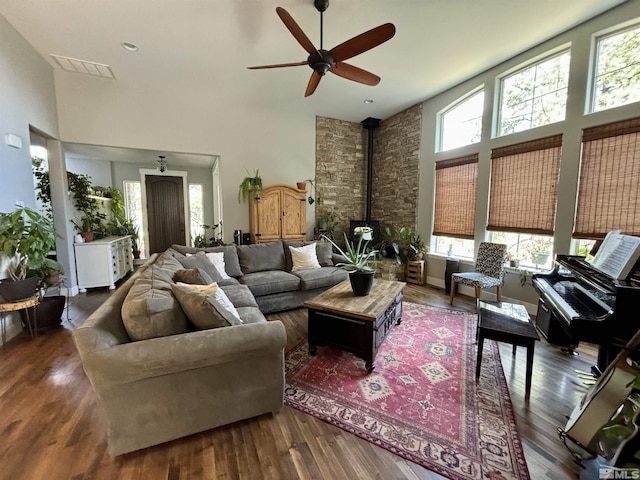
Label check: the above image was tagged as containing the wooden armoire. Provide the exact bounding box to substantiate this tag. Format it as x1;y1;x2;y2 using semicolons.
249;184;306;244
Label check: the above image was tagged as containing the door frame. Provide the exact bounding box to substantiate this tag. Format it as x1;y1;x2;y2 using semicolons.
139;168;190;255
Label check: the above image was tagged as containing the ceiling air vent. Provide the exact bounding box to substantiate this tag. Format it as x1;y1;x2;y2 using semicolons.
49;54;115;79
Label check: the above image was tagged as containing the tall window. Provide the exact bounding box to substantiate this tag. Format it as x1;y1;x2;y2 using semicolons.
488;135;562;268
498;50;571;136
189;183;204;242
439;90;484;152
123;181;145;258
432;154;478;258
574;116;640;239
591;23;640;113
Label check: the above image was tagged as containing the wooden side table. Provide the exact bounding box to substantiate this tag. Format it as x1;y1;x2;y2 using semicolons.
0;295;40;344
407;260;425;285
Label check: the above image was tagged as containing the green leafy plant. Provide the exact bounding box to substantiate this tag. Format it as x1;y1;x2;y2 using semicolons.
32;156;53;219
321;232;377;272
238;169;263;203
0;206;64;281
193;223;224;247
317;210;340;233
383;226;423;264
67;171;107;237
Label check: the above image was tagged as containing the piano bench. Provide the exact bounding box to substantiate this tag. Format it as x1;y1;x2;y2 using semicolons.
476;300;540;400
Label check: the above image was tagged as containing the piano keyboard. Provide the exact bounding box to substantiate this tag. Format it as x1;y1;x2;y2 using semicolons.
535;278;610;321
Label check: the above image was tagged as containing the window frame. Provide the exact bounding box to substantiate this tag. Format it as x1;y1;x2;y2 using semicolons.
587;19;640;114
495;45;571;137
437;87;485;153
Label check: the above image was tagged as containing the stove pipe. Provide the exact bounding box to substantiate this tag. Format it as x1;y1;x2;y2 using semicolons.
360;117;380;222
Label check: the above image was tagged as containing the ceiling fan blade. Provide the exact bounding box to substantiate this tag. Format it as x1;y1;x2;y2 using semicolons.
276;7;317;54
305;72;322;97
247;61;308;70
330;23;396;63
331;62;380;86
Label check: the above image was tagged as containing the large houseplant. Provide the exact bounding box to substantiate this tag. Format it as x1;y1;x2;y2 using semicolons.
322;229;377;296
0;206;63;301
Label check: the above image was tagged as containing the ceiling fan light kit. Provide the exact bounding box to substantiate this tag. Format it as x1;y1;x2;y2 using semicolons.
248;0;395;97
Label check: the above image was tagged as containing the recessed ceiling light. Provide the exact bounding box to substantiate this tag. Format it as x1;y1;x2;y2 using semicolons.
364;99;374;104
121;42;139;52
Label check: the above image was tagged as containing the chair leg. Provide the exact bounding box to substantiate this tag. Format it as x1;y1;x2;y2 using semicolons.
475;286;481;301
449;281;456;305
496;286;502;303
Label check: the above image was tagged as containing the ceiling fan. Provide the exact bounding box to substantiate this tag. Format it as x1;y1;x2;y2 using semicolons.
247;0;396;97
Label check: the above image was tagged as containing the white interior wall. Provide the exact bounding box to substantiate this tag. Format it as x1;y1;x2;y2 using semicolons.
53;74;318;242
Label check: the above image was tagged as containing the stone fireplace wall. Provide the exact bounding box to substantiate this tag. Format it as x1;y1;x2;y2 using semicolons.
315;116;367;243
315;103;422;245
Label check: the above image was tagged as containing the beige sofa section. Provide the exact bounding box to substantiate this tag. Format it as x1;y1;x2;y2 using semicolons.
73;253;287;456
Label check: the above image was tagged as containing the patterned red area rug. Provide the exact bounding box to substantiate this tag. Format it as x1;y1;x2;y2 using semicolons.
285;302;530;480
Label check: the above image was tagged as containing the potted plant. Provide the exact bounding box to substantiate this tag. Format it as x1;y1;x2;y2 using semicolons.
0;206;63;301
321;230;377;296
383;226;422;264
297;179;316;205
317;210;339;236
238;169;263;203
193;223;224;247
526;237;552;267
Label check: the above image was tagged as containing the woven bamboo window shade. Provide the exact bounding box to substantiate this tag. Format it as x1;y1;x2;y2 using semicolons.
574;117;640;239
433;154;478;239
487;134;562;235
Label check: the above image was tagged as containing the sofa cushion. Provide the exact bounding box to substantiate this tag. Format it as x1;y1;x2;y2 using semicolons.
178;251;225;282
172;282;243;330
220;284;259;308
284;241;333;271
292;267;349;291
235;306;268;324
238;270;300;297
237;240;286;274
289;243;321;272
155;251;185;274
121;265;189;341
203;252;231;280
171;244;243;277
173;268;213;285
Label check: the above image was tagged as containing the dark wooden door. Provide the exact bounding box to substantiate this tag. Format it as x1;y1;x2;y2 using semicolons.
145;175;186;254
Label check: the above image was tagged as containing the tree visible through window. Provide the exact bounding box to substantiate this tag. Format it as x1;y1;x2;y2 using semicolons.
439;90;484;151
592;23;640;112
499;50;571;136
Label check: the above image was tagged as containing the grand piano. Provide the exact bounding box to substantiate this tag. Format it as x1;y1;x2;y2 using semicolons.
532;254;640;373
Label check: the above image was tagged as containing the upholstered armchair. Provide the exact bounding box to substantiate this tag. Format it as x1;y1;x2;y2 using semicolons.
449;242;508;305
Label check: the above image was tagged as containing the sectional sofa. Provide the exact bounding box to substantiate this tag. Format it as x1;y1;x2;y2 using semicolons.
73;239;348;455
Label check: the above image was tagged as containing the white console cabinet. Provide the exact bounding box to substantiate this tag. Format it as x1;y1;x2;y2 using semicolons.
74;236;133;292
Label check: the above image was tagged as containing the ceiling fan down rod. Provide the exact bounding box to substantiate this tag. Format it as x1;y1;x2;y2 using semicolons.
320;10;324;50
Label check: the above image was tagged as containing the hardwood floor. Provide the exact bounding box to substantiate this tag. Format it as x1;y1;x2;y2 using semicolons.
0;283;596;479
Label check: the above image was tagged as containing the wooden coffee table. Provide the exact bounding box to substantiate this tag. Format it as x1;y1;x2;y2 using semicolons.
305;279;406;373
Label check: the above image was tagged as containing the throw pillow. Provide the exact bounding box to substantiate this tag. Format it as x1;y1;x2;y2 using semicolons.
172;282;243;330
289;243;321;272
178;251;225;283
204;252;231;280
173;268;213;285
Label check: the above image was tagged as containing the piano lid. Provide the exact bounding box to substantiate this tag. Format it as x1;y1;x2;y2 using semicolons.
555;254;639;292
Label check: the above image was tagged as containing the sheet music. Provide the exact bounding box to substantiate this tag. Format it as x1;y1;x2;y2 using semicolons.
589;231;640;280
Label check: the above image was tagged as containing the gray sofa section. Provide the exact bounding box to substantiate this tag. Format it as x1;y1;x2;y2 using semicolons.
171;240;348;313
73;253;287;456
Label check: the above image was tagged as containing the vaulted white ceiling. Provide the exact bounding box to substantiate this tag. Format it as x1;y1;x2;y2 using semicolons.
1;0;629;125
